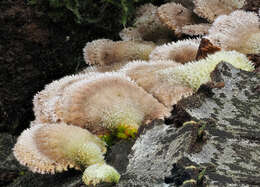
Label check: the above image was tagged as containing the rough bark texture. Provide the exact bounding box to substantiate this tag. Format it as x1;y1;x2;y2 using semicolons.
118;63;260;186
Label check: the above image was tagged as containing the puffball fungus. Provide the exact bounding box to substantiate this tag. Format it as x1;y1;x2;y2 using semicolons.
159;50;255;91
193;0;246;22
55;72;170;131
120;60;193;108
149;38;201;64
207;10;260;54
83;39;155;66
13;123;120;185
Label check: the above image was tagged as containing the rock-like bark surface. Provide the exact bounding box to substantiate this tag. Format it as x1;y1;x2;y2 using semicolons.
118;63;260;186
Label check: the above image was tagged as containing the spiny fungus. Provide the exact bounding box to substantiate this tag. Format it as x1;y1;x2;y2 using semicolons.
33;73;98;123
119;27;143;41
157;2;194;32
129;3;172;43
149;38;201;64
193;0;246;22
120;60;193;108
159;50;255;91
82;163;120;185
53;72;170;131
119;3;173;44
13;123;120;185
175;23;211;36
83;39;155;66
14;2;259;186
207;10;260;54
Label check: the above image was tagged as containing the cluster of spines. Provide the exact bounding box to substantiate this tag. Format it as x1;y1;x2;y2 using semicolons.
207;10;260;54
159;50;255;91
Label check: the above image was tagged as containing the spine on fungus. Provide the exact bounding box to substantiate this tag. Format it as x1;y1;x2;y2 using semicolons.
207;10;260;54
33;72;100;123
55;72;170;132
158;51;255;91
149;38;201;63
126;3;172;43
82;163;120;186
13;123;120;185
175;23;211;36
157;2;195;32
83;39;155;67
120;60;193;108
193;0;246;22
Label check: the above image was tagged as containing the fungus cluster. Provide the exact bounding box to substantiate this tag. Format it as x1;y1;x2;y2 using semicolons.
14;1;258;186
120;0;247;41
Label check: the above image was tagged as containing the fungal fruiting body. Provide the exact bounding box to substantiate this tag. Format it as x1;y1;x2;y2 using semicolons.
133;3;163;37
193;0;246;22
149;38;201;63
119;27;143;41
33;73;98;123
13;123;120;185
54;72;170;133
175;23;211;36
159;50;255;91
83;39;156;67
207;10;260;54
83;163;120;185
120;60;193;108
157;2;194;32
120;3;172;43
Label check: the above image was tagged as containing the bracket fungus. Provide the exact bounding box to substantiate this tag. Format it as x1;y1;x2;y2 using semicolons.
175;23;211;36
34;72;170;134
149;38;201;63
119;3;173;43
13;123;120;185
159;50;255;91
156;2;213;37
207;10;260;54
120;60;193;108
33;73;97;124
83;39;155;67
193;0;246;22
13;2;258;186
157;2;195;32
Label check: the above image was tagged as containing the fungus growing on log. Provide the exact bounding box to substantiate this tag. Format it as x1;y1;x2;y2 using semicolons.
119;27;143;41
83;39;155;66
149;38;201;63
33;73;98;123
13;123;120;185
120;60;193;108
175;23;211;36
207;10;260;54
193;0;246;22
157;2;194;32
159;50;255;91
53;72;170;131
119;3;172;43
